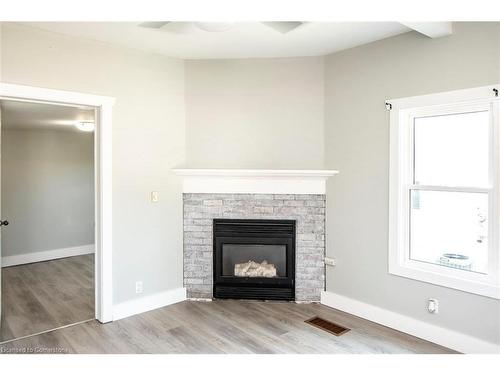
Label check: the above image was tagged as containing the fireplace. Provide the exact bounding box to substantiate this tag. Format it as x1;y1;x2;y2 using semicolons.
213;219;296;301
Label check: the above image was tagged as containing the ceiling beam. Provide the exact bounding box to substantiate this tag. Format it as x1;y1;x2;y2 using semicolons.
400;22;453;38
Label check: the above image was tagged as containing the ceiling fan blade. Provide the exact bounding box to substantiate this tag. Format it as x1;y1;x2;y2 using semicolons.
262;22;305;34
138;21;171;29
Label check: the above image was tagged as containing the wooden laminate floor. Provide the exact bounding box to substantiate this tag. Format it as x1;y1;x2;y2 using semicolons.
1;254;94;342
0;298;455;354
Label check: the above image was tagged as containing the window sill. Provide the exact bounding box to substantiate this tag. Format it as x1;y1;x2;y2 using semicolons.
389;262;500;299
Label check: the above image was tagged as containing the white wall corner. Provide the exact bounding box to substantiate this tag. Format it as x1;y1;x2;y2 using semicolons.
320;290;500;354
1;244;95;268
112;287;187;321
400;22;453;38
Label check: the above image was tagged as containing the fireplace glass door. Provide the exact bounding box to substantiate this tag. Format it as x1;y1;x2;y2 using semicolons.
222;243;287;278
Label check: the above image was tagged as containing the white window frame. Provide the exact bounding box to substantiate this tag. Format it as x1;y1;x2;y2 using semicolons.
388;84;500;299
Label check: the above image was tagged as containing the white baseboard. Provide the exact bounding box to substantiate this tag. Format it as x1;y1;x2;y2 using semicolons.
113;287;187;321
1;244;95;267
321;290;500;354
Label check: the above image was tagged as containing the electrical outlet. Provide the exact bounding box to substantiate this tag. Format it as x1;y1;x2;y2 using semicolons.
135;281;143;294
325;257;336;267
428;298;439;314
151;191;159;203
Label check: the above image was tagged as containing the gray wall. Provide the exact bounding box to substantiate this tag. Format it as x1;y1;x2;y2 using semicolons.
0;23;186;304
324;22;500;344
185;57;325;169
1;129;94;257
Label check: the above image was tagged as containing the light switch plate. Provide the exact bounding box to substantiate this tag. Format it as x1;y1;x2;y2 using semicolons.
151;191;159;203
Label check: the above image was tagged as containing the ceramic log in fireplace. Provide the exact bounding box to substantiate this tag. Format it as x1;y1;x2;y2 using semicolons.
213;219;296;301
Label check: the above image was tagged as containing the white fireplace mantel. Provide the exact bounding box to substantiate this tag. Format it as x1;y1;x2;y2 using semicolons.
173;169;339;194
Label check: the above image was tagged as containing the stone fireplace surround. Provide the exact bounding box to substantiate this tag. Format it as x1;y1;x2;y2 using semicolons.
174;169;338;302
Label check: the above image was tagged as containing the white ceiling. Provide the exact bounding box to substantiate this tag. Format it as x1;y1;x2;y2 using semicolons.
1;100;95;132
21;22;411;59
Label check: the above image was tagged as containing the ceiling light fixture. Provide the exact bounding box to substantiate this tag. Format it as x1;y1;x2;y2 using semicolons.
75;121;95;132
194;22;234;32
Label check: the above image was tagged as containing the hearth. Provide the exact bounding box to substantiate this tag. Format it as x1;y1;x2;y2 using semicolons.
213;219;296;301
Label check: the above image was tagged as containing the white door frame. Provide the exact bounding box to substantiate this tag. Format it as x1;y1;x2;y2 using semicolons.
0;82;115;323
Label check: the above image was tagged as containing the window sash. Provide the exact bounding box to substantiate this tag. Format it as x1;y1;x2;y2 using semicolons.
407;187;491;277
410;185;490;193
412;109;492;188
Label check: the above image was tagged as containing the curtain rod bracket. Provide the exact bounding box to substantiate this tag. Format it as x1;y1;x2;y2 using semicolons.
385;102;392;111
494;88;498;97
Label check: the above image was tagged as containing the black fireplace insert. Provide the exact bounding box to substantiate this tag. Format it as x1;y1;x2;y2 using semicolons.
213;219;295;301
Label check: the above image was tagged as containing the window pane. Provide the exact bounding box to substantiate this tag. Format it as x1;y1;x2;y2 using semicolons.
410;190;488;274
414;111;489;187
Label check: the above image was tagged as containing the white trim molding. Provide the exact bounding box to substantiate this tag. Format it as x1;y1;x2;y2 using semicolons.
113;288;187;321
387;84;499;110
0;82;115;323
321;291;500;354
173;169;339;194
0;82;115;107
1;244;95;268
388;84;500;299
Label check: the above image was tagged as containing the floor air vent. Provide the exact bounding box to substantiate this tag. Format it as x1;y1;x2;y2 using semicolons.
305;316;350;336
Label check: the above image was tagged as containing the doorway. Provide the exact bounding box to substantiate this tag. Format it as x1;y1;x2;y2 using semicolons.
0;83;114;342
0;100;97;342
